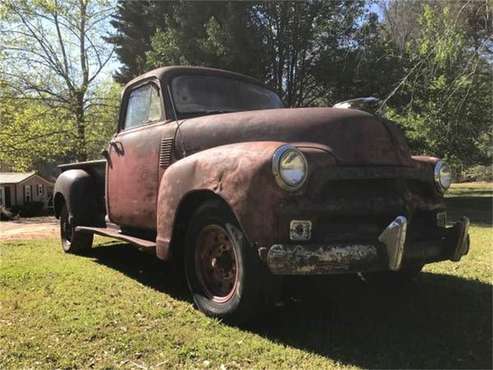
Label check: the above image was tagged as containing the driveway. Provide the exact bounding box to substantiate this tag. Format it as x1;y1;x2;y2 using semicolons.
0;216;58;240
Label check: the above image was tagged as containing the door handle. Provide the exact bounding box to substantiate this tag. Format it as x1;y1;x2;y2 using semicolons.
109;140;124;155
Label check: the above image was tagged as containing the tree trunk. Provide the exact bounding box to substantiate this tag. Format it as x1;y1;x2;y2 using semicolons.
75;94;87;162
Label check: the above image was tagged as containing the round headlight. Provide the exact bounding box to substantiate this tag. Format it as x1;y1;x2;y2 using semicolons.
272;145;308;191
434;160;452;192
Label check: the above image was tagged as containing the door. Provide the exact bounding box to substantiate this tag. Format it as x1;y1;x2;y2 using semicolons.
4;186;11;208
106;80;175;230
24;185;32;203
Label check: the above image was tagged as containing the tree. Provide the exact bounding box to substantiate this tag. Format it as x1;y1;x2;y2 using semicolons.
381;0;426;56
84;80;121;159
382;0;492;62
105;0;169;83
144;2;267;83
110;0;367;107
90;0;493;170
383;3;492;167
0;76;120;171
252;1;367;106
313;11;404;105
0;0;114;161
0;79;73;171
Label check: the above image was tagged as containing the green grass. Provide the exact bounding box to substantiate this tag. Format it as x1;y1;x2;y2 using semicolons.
1;183;491;369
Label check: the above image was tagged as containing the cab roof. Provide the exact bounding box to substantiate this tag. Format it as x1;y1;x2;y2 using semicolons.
124;66;269;91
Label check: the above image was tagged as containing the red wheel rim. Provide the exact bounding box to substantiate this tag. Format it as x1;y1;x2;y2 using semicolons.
195;225;239;303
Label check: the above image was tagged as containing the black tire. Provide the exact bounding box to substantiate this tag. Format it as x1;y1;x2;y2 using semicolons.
60;204;93;253
361;264;424;286
184;200;279;324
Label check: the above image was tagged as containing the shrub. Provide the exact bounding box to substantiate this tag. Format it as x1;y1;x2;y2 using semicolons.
10;205;22;215
461;165;493;183
19;201;45;217
0;206;16;221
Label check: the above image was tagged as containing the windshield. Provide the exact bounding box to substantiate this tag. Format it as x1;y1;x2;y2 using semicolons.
170;75;283;117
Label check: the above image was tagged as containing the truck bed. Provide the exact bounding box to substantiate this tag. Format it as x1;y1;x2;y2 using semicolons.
58;159;106;176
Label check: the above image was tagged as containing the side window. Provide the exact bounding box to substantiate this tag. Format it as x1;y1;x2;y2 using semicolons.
148;87;161;121
123;83;162;130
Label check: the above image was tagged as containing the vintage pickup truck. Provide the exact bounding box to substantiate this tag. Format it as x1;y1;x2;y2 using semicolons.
54;66;470;323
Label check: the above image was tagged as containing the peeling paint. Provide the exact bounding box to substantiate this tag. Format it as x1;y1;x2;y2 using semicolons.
54;66;466;275
267;243;380;274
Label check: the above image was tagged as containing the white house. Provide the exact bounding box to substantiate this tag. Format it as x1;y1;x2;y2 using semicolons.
0;172;54;210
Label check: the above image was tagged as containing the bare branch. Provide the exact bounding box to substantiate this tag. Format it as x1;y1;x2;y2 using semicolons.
53;1;73;85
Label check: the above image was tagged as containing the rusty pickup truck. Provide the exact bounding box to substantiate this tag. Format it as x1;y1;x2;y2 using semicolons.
54;66;470;323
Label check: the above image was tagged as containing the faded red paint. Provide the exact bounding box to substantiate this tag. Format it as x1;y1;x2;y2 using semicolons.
106;121;176;229
177;107;414;166
156;141;284;259
55;66;470;276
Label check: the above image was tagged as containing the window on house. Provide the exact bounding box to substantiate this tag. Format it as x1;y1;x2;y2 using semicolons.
24;185;32;203
38;184;44;196
0;187;4;206
47;191;53;207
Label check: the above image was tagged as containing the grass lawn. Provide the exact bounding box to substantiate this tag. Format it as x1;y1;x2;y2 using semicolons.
1;183;491;369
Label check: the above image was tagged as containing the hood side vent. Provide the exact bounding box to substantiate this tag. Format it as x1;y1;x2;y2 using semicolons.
159;137;174;169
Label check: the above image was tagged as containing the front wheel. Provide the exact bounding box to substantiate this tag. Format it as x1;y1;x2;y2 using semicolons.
184;200;279;324
60;204;93;253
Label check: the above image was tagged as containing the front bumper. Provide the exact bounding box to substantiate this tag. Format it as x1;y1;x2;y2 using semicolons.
266;216;470;275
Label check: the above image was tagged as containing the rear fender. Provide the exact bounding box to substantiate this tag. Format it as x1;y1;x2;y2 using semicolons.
54;169;103;226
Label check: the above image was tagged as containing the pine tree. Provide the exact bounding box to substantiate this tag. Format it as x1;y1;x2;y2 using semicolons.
105;0;171;83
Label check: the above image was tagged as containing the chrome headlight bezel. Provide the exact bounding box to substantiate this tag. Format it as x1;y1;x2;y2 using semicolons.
272;145;308;191
434;160;452;193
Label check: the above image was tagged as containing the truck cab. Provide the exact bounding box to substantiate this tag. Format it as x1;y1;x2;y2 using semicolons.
54;66;470;323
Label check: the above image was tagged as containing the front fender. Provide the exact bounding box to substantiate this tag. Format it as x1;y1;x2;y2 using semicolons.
54;169;103;226
412;155;443;195
412;155;439;168
156;141;287;260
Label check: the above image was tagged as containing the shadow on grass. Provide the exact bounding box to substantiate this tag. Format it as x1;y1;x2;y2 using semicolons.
249;274;492;369
86;242;191;302
445;195;492;226
85;243;491;369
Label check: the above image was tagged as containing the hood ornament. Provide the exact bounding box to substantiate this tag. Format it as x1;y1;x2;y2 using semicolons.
333;97;380;114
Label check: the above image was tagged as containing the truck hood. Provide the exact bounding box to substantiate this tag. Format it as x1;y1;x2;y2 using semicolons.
179;107;413;166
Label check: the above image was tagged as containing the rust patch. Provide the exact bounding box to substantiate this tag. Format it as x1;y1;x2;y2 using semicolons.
54;66;461;275
267;243;380;275
156;141;285;260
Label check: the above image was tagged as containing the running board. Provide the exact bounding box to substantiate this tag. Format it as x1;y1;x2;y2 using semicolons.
75;226;156;250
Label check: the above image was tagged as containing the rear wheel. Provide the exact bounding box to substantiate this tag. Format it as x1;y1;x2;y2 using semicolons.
60;204;93;253
184;200;279;324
